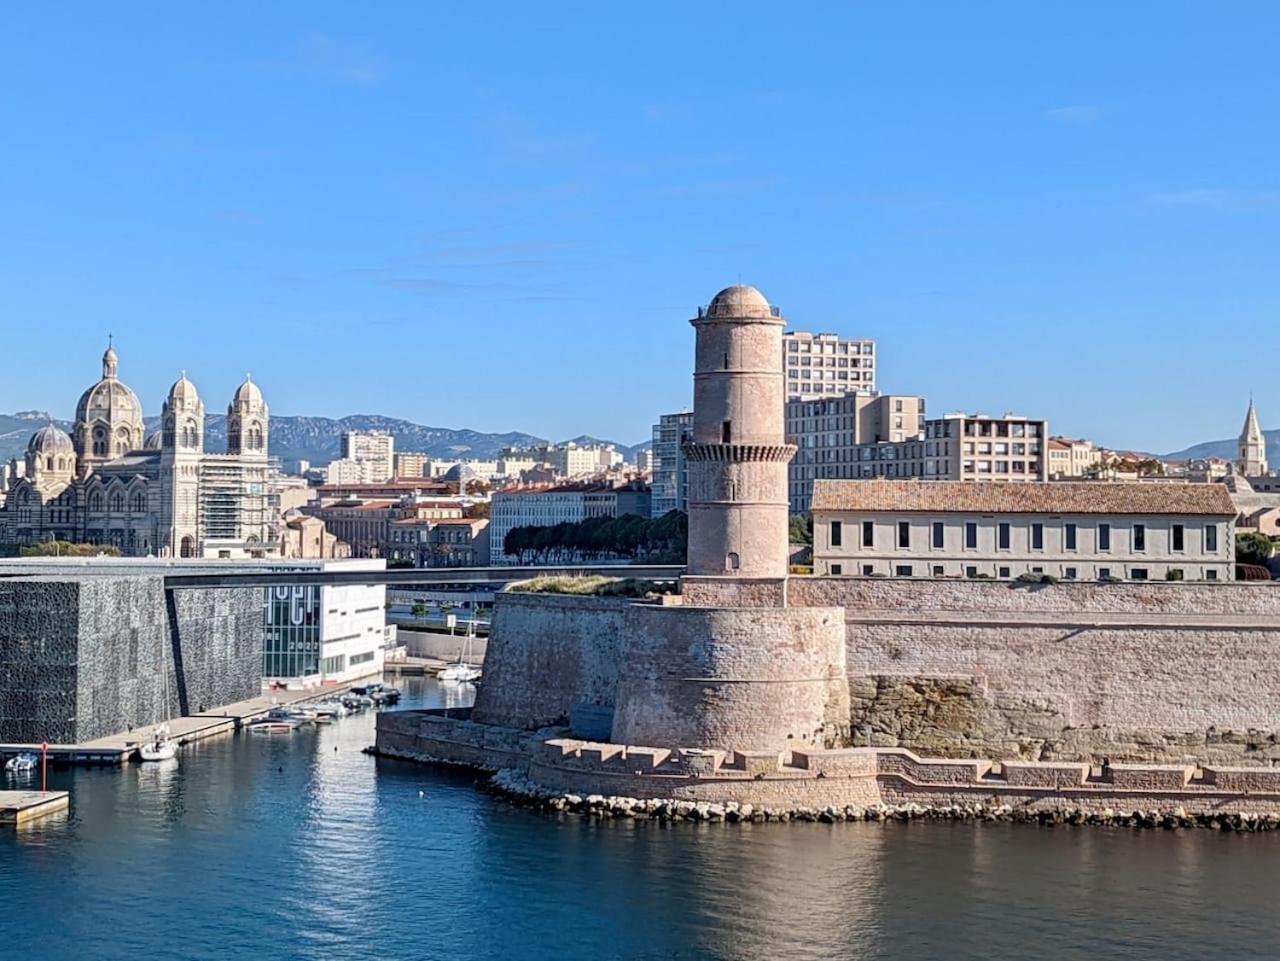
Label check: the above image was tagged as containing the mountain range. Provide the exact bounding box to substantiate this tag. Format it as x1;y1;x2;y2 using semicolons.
1161;431;1280;464
0;411;650;467
5;407;1277;473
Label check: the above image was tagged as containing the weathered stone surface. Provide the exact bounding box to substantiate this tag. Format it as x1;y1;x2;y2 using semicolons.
0;574;261;743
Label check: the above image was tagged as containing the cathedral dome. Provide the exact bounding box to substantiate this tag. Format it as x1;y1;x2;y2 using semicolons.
27;423;74;456
144;430;163;450
705;285;775;319
167;372;201;410
75;377;145;427
231;375;265;410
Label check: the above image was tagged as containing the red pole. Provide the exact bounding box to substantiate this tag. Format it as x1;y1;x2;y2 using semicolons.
41;742;48;795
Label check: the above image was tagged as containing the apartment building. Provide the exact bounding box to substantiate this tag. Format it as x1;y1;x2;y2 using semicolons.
812;479;1236;581
783;331;876;399
489;483;651;564
341;431;395;482
786;394;926;512
1047;437;1098;479
650;411;694;517
393;452;430;478
851;413;1049;483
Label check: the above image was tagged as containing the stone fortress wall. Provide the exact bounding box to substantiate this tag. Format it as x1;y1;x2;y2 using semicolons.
474;592;851;755
687;576;1280;765
378;709;1280;816
474;579;1280;769
376;282;1280;818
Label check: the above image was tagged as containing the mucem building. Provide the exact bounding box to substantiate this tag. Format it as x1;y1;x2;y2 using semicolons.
0;558;391;743
0;566;262;743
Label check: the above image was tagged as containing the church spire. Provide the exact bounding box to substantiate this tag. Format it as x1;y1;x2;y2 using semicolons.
1239;396;1269;477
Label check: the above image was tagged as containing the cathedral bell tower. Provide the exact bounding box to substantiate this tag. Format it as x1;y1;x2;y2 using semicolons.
684;285;796;578
1239;397;1269;477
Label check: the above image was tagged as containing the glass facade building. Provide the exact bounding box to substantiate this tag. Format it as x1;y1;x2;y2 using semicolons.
263;585;321;680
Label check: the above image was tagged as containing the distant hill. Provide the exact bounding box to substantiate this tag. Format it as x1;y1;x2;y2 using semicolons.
0;411;647;466
1162;430;1280;463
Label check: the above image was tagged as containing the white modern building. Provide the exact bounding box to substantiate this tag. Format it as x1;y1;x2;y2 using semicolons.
812;479;1236;582
341;431;395;483
262;558;395;689
783;331;876;399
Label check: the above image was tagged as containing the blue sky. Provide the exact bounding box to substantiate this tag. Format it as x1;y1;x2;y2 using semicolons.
2;4;1278;452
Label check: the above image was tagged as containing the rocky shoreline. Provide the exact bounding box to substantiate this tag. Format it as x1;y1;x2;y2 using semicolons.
483;770;1280;832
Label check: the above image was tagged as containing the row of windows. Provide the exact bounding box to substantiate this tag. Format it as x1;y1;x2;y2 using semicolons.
831;520;1220;553
785;340;873;354
828;562;1221;581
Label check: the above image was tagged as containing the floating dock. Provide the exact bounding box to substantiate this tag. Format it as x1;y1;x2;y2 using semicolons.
0;681;375;766
1;790;69;826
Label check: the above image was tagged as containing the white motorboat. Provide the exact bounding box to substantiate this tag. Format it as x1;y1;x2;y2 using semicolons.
139;722;177;762
5;753;38;773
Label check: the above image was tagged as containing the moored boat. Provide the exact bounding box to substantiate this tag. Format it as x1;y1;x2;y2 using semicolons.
139;723;177;762
5;753;38;773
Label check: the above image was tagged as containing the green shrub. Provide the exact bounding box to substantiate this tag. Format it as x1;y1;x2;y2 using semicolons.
506;575;677;598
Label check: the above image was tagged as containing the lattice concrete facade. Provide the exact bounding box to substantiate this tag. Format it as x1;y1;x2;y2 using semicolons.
0;573;262;743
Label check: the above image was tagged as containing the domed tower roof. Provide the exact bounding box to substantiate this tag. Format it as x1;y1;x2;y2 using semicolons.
75;342;145;428
27;423;74;456
102;342;119;379
231;374;266;411
704;285;777;320
167;371;201;411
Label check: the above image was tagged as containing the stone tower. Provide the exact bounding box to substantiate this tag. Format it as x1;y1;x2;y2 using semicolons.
226;375;269;457
685;285;796;578
160;373;204;557
1239;397;1269;477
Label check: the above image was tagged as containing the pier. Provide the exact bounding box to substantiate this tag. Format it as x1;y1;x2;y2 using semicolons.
0;683;370;766
1;790;69;826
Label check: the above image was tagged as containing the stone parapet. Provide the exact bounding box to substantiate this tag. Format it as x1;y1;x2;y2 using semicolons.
374;712;1280;816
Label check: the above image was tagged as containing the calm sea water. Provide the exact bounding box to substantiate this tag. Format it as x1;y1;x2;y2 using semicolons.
4;677;1280;961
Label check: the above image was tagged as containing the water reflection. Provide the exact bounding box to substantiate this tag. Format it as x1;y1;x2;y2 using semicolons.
7;678;1280;961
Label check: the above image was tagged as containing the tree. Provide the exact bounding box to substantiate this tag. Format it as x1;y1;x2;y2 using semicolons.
789;514;813;546
1236;531;1275;567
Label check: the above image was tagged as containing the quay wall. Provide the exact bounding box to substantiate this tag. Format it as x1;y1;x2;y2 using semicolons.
376;711;1280;816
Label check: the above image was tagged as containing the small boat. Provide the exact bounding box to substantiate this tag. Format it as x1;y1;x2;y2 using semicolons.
438;663;482;682
437;623;482;683
312;702;347;720
247;709;300;734
287;707;319;724
5;753;38;773
139;723;177;762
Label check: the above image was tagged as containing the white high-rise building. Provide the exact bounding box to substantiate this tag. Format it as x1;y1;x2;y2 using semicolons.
783;331;876;400
650;411;694;517
341;431;395;483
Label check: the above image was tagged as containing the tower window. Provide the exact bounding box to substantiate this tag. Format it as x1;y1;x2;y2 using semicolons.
722;421;732;444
